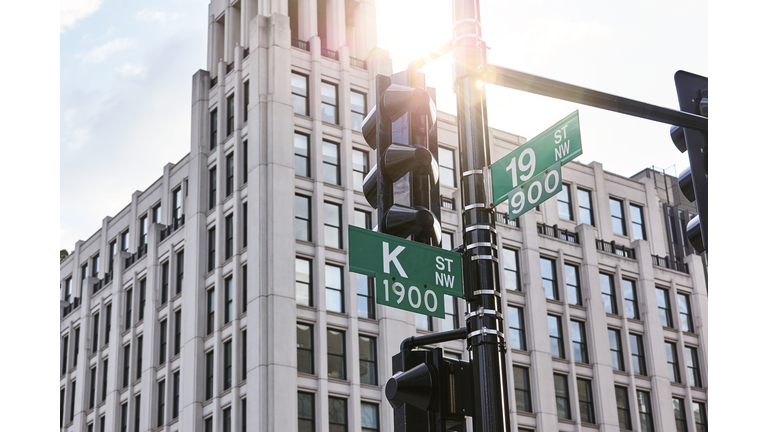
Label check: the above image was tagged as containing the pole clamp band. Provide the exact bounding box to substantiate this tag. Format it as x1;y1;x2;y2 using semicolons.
463;203;487;211
467;327;503;340
465;307;504;321
465;225;495;234
465;242;496;251
472;289;500;297
462;169;484;177
470;255;498;262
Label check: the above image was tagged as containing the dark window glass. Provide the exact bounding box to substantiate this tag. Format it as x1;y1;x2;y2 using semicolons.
630;333;647;376
125;288;133;328
139;215;148;248
600;273;617;315
615;386;632;430
101;359;108;402
678;293;694;333
242;202;247;248
241;398;247;432
359;335;377;385
513;366;532;412
443;295;459;331
210;109;218;149
60;388;65;426
295;195;311;242
209;166;217;210
89;367;97;409
548;315;564;358
540;257;558;300
577;378;595;424
73;328;81;367
138;279;146;321
321;82;338;124
571;320;588;363
92;312;100;352
623;279;639;320
172;371;180;419
350;91;366;132
356;274;375;319
685;346;702;387
122;344;130;388
352;149;369;192
241;330;247;382
325;264;344;313
673;398;688;432
294;132;310;178
629;204;647;240
324;202;342;249
327;329;346;380
175;250;184;295
610;198;626;235
64;277;72;303
120;402;128;432
323;141;340;185
666;341;681;383
205;417;212;432
174;309;181;356
224;276;233;323
638;390;655;432
554;374;571;420
507;305;526;351
693;402;707;432
109;241;117;273
223;406;232;432
503;248;520;291
226;94;235;135
208;227;216;272
105;304;112;345
608;328;624;371
242;140;248;183
297;392;315;432
226;153;234;196
157;380;166;426
136;335;143;380
159;320;167;365
438;147;455;187
121;230;130;252
557;183;573;220
296;257;312;307
99;416;105;432
564;263;581;306
577;188;593;226
207;288;215;335
161;262;169;304
243;81;249;123
361;402;379;432
173;187;182;222
224;340;232;390
297;323;314;374
205;350;214;400
657;288;673;328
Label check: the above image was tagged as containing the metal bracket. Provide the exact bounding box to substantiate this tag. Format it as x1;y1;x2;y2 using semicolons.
465;307;504;322
465;224;495;233
470;255;498;262
467;327;504;340
465;242;495;251
463;203;486;211
472;289;500;297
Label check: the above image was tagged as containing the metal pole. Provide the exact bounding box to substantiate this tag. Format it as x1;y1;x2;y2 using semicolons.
452;1;511;431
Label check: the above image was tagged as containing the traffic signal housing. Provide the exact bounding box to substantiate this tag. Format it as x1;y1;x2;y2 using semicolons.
671;70;708;253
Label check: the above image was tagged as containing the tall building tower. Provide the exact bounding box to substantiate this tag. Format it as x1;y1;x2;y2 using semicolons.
60;1;708;432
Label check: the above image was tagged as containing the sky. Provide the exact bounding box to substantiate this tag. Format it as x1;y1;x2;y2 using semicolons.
60;0;706;251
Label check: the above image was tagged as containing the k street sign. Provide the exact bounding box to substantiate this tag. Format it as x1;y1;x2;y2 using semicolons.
491;110;582;206
348;226;463;318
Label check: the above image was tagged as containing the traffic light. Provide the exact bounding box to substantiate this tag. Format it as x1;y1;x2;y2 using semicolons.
670;70;707;253
361;71;441;245
387;347;474;432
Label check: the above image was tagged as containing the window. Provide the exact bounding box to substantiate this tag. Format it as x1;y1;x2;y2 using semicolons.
92;254;100;277
553;374;571;420
548;315;564;358
351;91;366;132
685;346;702;387
64;277;72;303
242;265;248;313
615;386;632;430
540;257;558;301
120;402;128;432
325;264;344;313
353;210;371;230
623;279;639;320
324;202;342;249
678;293;694;333
105;304;112;345
610;198;626;235
73;328;80;367
204;417;213;432
136;335;143;379
209;166;217;210
438;147;455;187
207;288;215;335
241;329;247;382
327;329;346;379
673;398;688;432
121;230;130;252
125;288;133;328
208;227;216;272
577;379;595;424
82;262;89;284
296;257;312;307
242;202;248;248
297;392;315;432
294;132;310;177
210;109;218;149
226;94;235;136
175;250;184;295
138;278;146;321
600;273;617;315
243;81;249;122
109;241;117;273
60;387;65;426
133;395;142;432
223;406;232;432
442;232;454;250
577;188;593;226
328;397;347;432
321;81;338;124
557;183;573;220
356;274;375;319
361;402;379;432
205;350;214;400
172;187;182;222
571;320;588;364
629;204;646;240
241;398;247;432
323;141;340;185
513;366;532;412
89;367;97;409
226;153;234;196
101;359;109;402
657;287;673;328
172;371;180;419
157;380;166;426
224;276;233;323
159;320;167;364
507;305;526;351
297;323;314;374
608;328;624;371
359;335;377;385
564;263;581;306
242;140;248;183
415;314;432;331
139;215;148;248
174;309;181;356
295;195;311;242
637;390;655;432
122;344;130;388
92;312;100;353
693;402;707;432
352;149;369;192
666;341;681;383
161;262;169;304
630;333;647;376
503;248;520;291
224;339;232;390
443;296;459;331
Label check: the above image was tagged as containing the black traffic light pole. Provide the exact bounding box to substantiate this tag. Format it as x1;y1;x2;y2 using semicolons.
452;1;512;432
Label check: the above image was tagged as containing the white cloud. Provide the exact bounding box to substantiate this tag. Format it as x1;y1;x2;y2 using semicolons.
78;38;136;64
135;9;182;25
61;0;104;33
116;63;148;78
63;127;91;152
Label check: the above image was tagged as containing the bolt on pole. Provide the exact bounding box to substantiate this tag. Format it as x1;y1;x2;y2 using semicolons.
452;1;512;431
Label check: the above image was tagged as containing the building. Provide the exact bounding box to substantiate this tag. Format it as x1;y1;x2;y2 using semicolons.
59;1;708;431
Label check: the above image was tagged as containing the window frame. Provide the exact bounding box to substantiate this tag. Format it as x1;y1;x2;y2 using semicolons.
323;202;342;249
608;328;625;371
291;72;309;116
296;257;313;307
630;203;646;240
577;378;595;424
225;152;234;196
158;320;167;365
320;81;339;124
226;93;235;136
513;365;532;413
438;147;456;187
295;194;312;242
637;390;655;432
352;148;369;192
540;256;559;301
208;166;217;210
548;314;565;359
297;391;315;432
678;292;694;333
224;276;233;324
610;197;627;236
327;328;346;380
503;248;521;292
557;182;573;220
325;264;344;314
356;274;375;320
443;295;459;331
673;397;688;432
666;341;681;383
657;287;674;328
358;334;377;386
350;90;367;133
205;350;214;400
206;287;215;335
577;188;594;226
553;373;571;420
564;263;581;306
507;305;526;351
210;108;218;150
207;227;216;273
223;339;232;390
570;319;589;364
600;273;618;315
615;386;632;430
322;140;341;185
294;131;311;178
623;278;639;320
685;346;702;387
630;333;647;376
297;322;314;374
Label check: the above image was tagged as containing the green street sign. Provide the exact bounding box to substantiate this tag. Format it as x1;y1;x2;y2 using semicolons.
508;162;562;220
491;110;582;206
348;226;463;318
